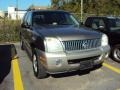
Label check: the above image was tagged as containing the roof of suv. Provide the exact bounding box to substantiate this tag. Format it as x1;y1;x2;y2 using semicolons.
87;16;120;19
27;10;69;13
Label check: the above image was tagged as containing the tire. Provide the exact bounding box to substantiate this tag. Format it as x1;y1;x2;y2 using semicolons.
20;39;24;50
32;51;47;79
96;63;103;68
111;45;120;63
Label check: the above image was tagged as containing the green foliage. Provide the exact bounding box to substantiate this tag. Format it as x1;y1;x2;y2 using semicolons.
0;19;21;42
84;0;120;15
52;0;120;18
51;0;59;9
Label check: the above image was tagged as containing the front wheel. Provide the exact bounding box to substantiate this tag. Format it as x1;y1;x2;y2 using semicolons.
32;51;48;79
111;45;120;63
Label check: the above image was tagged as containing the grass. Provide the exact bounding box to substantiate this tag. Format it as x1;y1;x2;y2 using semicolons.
0;19;21;43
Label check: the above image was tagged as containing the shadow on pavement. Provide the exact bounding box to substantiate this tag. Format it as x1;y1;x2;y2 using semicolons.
0;44;17;84
51;70;90;78
51;65;102;78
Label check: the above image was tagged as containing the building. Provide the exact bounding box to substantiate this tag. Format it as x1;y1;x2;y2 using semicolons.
8;6;49;20
8;6;27;20
28;5;48;10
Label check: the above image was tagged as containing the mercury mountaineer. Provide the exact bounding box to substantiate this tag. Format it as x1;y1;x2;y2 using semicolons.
20;10;110;79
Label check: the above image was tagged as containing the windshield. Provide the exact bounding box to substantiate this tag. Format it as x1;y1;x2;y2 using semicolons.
32;11;79;27
108;18;120;31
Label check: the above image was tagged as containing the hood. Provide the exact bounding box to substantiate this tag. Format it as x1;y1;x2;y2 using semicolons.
34;25;102;41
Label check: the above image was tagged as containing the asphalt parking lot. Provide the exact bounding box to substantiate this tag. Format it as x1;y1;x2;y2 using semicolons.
0;43;120;90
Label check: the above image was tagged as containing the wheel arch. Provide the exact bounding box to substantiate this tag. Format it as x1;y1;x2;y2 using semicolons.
30;37;45;55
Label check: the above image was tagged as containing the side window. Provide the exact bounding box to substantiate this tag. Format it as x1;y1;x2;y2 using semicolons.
26;12;32;26
92;19;105;30
22;13;28;25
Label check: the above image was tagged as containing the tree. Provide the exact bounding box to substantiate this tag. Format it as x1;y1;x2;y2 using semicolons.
51;0;59;9
50;0;120;17
28;4;35;10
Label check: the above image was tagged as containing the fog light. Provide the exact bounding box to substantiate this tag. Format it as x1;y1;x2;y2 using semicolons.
56;59;62;66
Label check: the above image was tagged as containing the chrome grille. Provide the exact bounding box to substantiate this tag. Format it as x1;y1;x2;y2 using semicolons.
62;39;101;51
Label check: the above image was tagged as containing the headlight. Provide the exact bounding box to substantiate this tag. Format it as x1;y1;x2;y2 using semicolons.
101;34;108;46
45;37;63;52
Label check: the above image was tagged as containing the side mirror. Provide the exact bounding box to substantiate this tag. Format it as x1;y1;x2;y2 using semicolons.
21;23;26;28
21;23;31;28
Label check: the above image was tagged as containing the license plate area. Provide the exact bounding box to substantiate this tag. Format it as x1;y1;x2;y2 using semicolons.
80;60;93;70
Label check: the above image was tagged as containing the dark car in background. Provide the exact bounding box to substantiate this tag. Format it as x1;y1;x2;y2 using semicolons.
20;10;110;79
84;16;120;62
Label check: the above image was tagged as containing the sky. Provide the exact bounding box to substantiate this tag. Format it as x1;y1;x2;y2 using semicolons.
0;0;51;11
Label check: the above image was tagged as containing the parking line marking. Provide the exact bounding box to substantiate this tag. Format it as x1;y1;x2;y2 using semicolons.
12;58;24;90
103;63;120;74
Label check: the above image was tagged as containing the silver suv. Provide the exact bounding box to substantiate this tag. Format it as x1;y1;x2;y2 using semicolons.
20;10;110;78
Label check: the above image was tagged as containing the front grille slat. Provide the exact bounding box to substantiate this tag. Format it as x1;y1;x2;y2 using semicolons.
63;39;101;51
80;40;82;50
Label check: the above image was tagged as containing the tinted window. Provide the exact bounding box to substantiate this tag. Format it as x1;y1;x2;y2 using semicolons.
85;18;92;27
108;18;120;31
32;12;79;26
91;19;105;30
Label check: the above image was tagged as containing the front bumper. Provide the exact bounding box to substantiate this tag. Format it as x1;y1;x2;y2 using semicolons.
39;46;110;74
